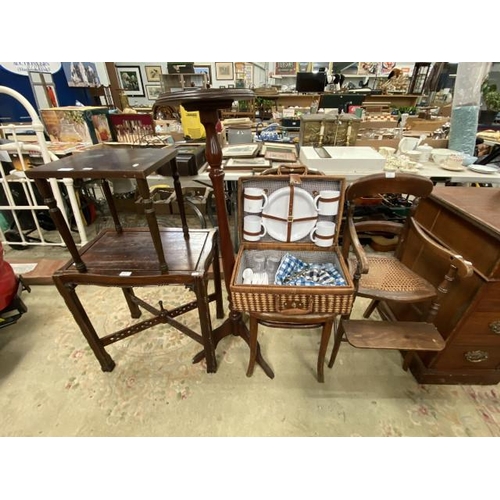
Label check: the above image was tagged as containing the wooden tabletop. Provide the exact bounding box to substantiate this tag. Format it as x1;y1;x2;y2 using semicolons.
25;144;177;180
431;186;500;237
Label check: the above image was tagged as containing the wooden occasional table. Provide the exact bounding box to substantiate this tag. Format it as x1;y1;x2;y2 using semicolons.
155;89;274;378
26;145;224;373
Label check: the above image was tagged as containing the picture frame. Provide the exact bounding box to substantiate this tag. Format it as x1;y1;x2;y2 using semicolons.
167;62;194;74
62;62;101;88
222;143;260;158
28;71;59;111
264;150;297;162
194;65;212;85
145;84;162;101
225;157;271;170
145;65;162;82
358;62;379;75
215;62;234;81
115;65;144;97
261;143;298;157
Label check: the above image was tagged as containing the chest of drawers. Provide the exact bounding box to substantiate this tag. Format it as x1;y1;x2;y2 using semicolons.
390;186;500;384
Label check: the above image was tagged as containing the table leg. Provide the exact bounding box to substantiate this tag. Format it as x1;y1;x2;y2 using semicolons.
328;317;345;369
246;315;259;377
101;179;122;233
193;275;217;373
170;158;189;239
212;239;224;319
53;277;115;372
317;318;334;383
34;178;87;273
122;287;142;318
135;178;168;273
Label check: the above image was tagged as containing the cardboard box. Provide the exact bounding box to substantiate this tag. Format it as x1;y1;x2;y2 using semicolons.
41;106;113;145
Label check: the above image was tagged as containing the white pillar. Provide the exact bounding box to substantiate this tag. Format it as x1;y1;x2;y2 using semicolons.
448;62;491;156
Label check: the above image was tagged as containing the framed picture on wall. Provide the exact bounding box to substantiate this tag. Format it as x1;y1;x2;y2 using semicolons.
145;84;162;100
115;65;145;97
62;62;101;87
167;62;194;74
215;62;234;81
194;65;212;85
358;62;379;75
145;65;162;82
275;62;297;75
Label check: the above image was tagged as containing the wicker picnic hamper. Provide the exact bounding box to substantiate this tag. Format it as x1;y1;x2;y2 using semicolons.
230;173;355;315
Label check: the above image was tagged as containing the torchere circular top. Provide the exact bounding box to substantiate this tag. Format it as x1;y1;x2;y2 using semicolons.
154;88;255;112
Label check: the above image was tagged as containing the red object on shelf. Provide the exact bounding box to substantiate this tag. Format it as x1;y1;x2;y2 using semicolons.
0;242;17;311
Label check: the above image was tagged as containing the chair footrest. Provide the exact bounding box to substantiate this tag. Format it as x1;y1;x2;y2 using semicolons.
342;320;445;351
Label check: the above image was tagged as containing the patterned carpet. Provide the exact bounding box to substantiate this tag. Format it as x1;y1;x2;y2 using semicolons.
1;281;500;437
1;205;500;436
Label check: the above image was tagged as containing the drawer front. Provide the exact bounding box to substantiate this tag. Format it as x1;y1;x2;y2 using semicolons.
474;281;500;312
434;344;500;370
453;312;500;346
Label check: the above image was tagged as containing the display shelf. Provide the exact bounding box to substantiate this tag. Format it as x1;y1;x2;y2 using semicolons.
160;73;208;93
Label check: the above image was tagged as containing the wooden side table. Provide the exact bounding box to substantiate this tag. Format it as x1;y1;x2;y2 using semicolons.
155;89;274;378
26;145;224;373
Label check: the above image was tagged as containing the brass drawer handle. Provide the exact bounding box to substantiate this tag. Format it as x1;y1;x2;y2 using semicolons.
489;321;500;335
465;350;489;363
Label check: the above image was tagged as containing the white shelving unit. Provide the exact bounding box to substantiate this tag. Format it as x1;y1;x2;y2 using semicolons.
0;86;88;249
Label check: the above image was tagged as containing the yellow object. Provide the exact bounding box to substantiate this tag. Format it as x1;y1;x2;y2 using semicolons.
179;105;205;140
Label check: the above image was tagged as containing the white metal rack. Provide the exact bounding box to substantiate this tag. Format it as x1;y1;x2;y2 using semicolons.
0;85;88;249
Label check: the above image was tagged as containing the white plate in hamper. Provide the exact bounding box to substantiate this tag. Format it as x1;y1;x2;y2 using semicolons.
262;186;318;242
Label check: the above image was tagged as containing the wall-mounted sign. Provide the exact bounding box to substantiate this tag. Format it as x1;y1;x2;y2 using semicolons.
0;62;62;76
275;62;296;75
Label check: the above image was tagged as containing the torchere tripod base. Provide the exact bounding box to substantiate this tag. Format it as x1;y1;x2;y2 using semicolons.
192;312;275;379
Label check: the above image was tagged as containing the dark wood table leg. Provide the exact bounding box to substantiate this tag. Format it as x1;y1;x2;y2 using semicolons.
246;315;259;377
328;317;344;369
34;178;87;273
170;158;189;239
135;178;168;273
317;318;334;383
212;239;224;319
53;277;115;372
122;288;142;318
193;275;217;373
101;179;123;233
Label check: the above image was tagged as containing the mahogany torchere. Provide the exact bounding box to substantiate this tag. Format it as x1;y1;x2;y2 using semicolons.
155;89;274;378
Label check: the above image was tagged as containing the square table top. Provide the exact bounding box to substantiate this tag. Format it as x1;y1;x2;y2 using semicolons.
25;144;178;180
